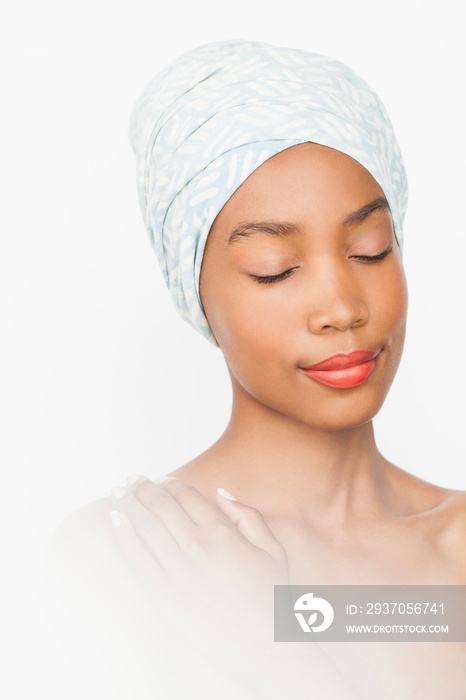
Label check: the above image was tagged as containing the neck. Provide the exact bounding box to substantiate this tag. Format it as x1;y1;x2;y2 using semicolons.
198;382;390;531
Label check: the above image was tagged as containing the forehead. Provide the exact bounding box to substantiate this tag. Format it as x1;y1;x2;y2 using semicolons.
210;143;386;241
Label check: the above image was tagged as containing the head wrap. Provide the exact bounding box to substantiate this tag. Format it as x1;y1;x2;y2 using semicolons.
130;40;408;345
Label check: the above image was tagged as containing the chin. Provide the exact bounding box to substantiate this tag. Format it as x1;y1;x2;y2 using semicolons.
301;405;381;433
261;379;393;433
293;352;401;432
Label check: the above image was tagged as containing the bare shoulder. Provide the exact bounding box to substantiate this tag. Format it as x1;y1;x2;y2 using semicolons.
435;489;466;562
44;496;169;657
47;497;115;562
45;496;135;598
383;461;466;577
384;460;462;515
52;495;113;535
417;484;466;580
44;502;194;698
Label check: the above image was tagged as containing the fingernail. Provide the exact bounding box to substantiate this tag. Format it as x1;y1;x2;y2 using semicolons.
109;510;123;527
153;474;171;485
126;473;143;487
217;487;237;502
111;485;127;500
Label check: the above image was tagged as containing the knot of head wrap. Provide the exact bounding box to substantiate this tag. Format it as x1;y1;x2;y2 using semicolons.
130;40;408;346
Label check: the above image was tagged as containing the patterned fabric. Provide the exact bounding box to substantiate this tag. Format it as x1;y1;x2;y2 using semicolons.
130;40;408;345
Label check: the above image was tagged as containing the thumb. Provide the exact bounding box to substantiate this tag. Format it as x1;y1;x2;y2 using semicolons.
215;488;286;562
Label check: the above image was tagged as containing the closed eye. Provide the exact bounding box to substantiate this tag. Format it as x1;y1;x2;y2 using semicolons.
250;267;297;284
351;245;393;262
250;245;392;283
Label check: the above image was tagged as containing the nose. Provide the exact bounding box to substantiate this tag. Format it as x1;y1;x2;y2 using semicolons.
305;262;369;335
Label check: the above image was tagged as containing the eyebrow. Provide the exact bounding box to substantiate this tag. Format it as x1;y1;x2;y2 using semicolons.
227;196;391;244
228;221;299;244
341;196;391;227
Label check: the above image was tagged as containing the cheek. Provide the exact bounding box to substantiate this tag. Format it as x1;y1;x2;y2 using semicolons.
369;266;408;386
204;267;290;347
212;295;290;361
375;266;408;342
204;281;295;393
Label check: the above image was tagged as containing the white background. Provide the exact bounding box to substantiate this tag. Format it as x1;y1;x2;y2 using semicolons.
2;1;465;693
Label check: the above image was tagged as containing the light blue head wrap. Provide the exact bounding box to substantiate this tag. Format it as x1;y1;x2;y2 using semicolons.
130;40;408;346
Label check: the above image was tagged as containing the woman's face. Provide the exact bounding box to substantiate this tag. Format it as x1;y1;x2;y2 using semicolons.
199;143;408;431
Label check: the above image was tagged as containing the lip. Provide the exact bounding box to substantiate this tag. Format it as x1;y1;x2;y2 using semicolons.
300;349;381;389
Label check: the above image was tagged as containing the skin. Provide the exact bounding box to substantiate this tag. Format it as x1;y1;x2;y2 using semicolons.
171;143;464;586
53;143;466;699
108;144;466;697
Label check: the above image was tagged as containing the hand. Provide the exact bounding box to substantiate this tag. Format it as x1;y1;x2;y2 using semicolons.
109;477;363;700
109;475;289;647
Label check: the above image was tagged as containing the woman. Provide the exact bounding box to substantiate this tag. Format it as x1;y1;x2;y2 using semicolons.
50;40;466;699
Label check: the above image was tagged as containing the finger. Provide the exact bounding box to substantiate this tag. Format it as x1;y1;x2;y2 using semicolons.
125;475;201;546
109;509;168;592
110;508;238;641
109;510;187;621
215;488;287;562
111;485;184;576
130;473;230;528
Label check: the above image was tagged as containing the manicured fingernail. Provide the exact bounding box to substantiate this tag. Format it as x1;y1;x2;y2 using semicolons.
217;487;237;501
153;474;171;485
109;510;123;527
111;485;127;500
126;473;143;486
